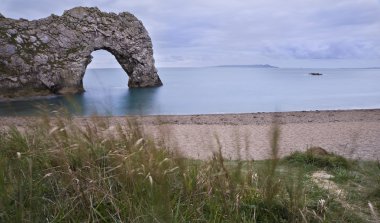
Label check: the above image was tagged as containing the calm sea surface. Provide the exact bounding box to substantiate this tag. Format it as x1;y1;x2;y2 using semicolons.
0;67;380;116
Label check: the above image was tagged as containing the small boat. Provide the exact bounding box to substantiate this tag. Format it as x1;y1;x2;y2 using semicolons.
309;72;323;76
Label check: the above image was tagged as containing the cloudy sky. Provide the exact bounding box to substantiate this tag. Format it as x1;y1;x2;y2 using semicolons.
1;0;380;68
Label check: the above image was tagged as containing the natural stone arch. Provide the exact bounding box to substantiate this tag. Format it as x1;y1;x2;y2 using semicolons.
0;7;162;98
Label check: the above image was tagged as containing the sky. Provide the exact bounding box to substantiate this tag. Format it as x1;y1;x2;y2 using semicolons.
1;0;380;68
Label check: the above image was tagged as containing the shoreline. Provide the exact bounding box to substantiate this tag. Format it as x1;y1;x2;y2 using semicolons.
1;108;380;160
120;108;380;125
1;107;380;122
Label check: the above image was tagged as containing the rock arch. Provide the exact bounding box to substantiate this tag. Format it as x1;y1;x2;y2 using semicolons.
0;7;162;98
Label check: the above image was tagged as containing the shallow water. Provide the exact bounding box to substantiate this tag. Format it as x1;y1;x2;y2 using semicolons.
0;67;379;116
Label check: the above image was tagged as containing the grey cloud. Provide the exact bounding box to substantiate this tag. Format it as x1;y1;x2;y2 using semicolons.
1;0;380;67
261;40;380;60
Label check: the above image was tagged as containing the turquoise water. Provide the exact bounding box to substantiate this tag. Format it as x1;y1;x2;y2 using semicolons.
0;67;380;116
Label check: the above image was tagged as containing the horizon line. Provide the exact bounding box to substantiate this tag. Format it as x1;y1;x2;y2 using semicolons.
87;66;380;69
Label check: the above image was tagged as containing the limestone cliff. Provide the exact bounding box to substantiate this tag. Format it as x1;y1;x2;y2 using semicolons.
0;7;162;98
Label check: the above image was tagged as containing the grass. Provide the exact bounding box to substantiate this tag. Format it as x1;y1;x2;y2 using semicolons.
283;150;350;170
0;114;379;222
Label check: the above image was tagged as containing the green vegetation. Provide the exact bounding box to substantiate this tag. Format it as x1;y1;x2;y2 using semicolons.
0;115;379;222
284;150;350;170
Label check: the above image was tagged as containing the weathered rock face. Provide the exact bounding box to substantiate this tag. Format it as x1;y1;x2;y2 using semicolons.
0;7;162;98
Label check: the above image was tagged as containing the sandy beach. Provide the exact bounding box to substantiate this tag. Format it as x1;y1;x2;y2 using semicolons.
1;109;380;160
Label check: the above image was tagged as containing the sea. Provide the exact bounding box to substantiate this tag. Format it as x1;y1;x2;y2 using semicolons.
0;67;379;116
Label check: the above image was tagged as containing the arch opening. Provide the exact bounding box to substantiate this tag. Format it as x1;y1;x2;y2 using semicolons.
83;50;129;92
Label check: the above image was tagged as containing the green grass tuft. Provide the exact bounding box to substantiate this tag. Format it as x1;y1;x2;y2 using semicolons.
284;151;350;170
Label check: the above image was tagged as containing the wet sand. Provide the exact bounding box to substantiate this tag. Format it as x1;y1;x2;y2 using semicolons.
1;109;380;160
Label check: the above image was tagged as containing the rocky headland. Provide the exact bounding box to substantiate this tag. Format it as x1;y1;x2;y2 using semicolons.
0;7;162;98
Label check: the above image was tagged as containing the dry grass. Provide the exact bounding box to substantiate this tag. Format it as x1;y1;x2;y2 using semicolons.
0;114;378;222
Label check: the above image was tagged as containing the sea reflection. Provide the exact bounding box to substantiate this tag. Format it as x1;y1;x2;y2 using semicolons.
0;87;161;116
0;67;162;116
122;88;160;115
79;87;161;115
